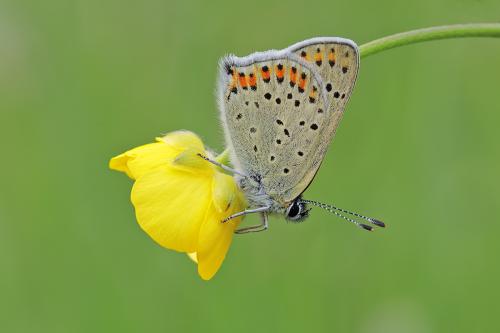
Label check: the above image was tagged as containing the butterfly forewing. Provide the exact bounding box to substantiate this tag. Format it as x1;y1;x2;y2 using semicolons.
218;38;359;204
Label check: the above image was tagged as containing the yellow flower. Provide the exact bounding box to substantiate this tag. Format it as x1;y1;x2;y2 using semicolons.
109;130;247;280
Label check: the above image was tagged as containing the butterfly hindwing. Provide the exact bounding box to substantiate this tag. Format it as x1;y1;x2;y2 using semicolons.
290;38;359;115
218;38;359;204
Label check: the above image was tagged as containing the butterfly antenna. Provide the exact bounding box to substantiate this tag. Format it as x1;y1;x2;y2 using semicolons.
301;200;385;231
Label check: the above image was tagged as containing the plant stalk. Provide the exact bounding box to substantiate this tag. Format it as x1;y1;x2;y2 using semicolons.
359;23;500;58
217;23;500;163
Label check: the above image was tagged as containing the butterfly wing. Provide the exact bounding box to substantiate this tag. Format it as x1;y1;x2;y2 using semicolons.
288;37;360;117
218;38;359;204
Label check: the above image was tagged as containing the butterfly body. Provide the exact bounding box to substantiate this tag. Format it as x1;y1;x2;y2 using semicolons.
217;37;361;228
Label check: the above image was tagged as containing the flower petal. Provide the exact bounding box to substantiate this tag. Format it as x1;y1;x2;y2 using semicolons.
173;148;213;173
196;207;240;280
197;173;246;280
161;130;205;152
109;142;176;179
109;131;205;180
212;172;238;213
187;252;198;263
131;165;212;253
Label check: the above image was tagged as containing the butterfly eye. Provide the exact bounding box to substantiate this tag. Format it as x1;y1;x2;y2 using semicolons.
286;201;301;219
286;199;309;222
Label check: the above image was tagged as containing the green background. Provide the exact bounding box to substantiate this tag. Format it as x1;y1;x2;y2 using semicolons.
1;0;499;332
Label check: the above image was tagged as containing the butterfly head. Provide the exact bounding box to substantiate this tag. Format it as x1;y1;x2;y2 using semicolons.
285;197;310;222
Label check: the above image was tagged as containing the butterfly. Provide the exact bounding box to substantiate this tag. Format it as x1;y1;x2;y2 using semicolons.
200;37;385;234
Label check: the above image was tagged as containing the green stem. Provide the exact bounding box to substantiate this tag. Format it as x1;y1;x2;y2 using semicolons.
359;23;500;58
217;23;500;163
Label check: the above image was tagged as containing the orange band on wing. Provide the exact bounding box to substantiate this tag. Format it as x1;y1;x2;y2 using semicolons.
276;64;284;83
309;85;317;103
261;66;270;82
328;48;336;67
238;73;248;89
248;72;257;90
314;51;323;66
298;72;307;92
289;67;297;87
229;67;238;94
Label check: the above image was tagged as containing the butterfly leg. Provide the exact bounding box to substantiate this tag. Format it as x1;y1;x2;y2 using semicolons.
197;153;247;177
235;212;269;234
222;206;270;223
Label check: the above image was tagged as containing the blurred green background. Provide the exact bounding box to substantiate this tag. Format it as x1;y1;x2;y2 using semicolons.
1;0;499;332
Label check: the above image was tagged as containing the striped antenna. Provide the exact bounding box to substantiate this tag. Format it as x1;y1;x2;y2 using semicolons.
301;199;385;231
